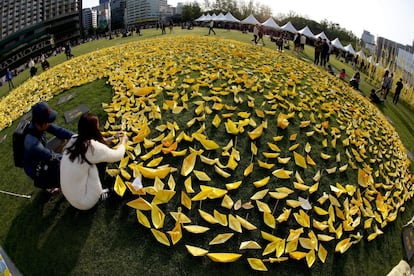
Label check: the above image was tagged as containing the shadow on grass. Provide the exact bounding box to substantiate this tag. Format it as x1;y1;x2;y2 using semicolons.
3;191;94;275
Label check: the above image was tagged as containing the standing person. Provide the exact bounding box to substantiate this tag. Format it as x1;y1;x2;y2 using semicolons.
377;70;391;98
5;68;14;90
169;20;174;33
293;33;301;51
314;38;322;65
161;21;166;35
276;36;283;52
320;39;330;67
60;113;129;210
208;20;216;35
65;42;74;59
300;34;306;52
384;72;394;99
23;102;74;192
252;24;259;44
29;58;38;77
393;78;404;104
257;25;265;45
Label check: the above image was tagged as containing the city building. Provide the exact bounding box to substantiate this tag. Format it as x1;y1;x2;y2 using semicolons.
82;8;98;32
361;30;376;53
124;0;170;27
0;0;81;75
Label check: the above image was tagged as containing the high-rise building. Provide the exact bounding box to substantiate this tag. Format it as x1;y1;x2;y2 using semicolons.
83;8;98;31
125;0;169;27
0;0;81;74
361;30;376;53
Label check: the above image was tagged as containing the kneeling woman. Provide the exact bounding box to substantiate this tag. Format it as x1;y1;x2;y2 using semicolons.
60;113;128;210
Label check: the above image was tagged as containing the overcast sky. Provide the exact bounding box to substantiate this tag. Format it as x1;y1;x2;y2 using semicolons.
83;0;414;45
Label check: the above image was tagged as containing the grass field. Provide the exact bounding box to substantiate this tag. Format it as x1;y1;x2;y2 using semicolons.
0;27;413;275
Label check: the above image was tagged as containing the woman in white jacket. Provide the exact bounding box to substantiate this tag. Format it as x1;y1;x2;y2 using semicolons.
60;113;128;210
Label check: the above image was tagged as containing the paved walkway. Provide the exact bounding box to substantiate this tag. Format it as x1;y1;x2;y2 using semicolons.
0;246;21;275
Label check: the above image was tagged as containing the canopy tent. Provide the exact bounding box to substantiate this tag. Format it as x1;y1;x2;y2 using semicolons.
298;26;315;39
280;21;297;33
222;12;240;23
202;14;213;22
315;31;329;41
262;17;281;30
356;50;366;59
241;14;260;25
195;14;207;22
331;38;344;50
214;13;226;21
344;44;356;55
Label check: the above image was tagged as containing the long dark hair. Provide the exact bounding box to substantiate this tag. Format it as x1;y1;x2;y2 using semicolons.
66;113;106;164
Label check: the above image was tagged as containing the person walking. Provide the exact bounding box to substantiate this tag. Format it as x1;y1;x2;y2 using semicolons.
257;25;265;46
208;20;216;35
252;24;259;44
393;78;404;104
5;68;14;90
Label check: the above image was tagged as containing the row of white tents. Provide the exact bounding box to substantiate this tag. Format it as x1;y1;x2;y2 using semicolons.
196;12;365;57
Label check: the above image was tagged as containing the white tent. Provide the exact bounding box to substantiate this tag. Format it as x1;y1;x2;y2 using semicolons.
222;12;240;23
356;50;366;59
241;14;260;25
262;17;280;30
315;31;329;41
298;26;315;39
331;38;344;50
202;14;213;22
344;44;356;55
195;14;207;22
280;21;297;33
214;13;226;21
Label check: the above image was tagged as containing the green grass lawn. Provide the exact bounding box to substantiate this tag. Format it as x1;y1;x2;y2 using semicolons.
0;27;413;275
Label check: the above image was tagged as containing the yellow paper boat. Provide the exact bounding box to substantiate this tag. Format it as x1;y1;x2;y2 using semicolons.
207;253;242;263
152;190;176;205
170;211;192;224
183;225;210;234
251;189;269;200
198;209;219;224
136;210;151;228
247;258;268;271
272;168;293;179
150;228;170;246
209;233;234;245
193;170;211;181
181;152;198;176
167;222;182;245
185;245;209;257
127;197;152;210
236;215;257;230
225;181;242;190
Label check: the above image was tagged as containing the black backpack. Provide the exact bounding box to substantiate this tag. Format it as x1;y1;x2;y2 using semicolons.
12;119;31;167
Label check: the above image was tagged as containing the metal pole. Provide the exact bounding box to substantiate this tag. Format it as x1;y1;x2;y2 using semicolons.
0;189;31;199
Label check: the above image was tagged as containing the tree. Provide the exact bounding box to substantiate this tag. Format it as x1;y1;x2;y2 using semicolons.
181;2;202;22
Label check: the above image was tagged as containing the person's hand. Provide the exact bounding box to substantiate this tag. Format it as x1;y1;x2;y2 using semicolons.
120;132;128;144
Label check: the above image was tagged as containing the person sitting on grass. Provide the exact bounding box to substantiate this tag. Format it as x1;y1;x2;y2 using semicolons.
370;88;383;104
60;113;129;210
349;72;361;90
338;69;346;80
23;102;74;193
